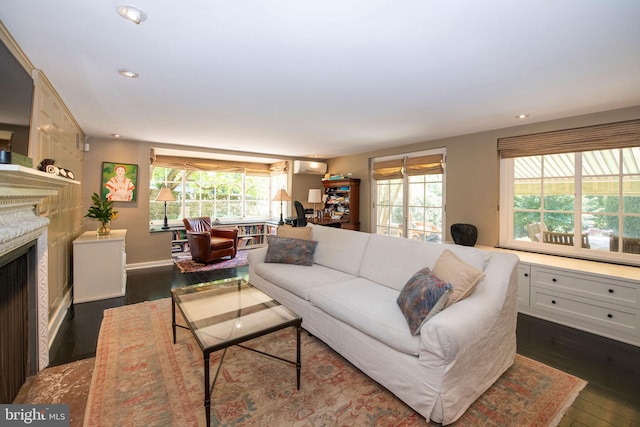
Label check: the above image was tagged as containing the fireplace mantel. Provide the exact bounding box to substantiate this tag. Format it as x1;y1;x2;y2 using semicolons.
0;164;79;197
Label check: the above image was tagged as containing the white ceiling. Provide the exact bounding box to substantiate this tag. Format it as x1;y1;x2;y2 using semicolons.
1;1;639;160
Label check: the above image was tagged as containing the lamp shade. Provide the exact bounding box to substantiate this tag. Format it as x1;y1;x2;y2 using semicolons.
155;187;175;202
271;189;291;202
308;189;322;204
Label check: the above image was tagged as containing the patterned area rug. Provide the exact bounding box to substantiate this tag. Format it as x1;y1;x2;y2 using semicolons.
174;250;249;273
84;298;586;427
13;358;95;427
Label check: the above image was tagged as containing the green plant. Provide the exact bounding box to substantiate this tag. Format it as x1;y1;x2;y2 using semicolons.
85;192;118;223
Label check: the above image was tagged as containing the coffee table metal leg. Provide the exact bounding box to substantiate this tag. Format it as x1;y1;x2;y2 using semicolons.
204;351;210;427
296;325;301;390
171;299;176;344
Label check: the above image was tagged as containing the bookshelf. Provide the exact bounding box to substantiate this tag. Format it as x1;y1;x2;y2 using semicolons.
321;178;360;231
170;221;277;254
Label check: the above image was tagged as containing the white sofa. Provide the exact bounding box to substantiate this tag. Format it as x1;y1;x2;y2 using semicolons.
248;224;519;424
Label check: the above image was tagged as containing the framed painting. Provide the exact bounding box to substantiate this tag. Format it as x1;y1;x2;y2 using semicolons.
101;162;138;202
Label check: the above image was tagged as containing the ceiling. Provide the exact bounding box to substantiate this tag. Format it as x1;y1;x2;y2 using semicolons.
1;1;639;160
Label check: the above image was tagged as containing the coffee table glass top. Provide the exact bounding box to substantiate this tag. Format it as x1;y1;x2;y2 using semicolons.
171;278;300;350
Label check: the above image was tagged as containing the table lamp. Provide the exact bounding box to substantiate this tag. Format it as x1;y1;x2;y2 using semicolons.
308;189;322;219
155;187;175;230
272;189;291;225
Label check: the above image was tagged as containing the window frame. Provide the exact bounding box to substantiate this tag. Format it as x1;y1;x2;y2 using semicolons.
370;148;446;243
499;148;640;266
150;167;286;227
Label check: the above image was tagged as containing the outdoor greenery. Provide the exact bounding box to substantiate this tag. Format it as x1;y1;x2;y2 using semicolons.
149;167;274;222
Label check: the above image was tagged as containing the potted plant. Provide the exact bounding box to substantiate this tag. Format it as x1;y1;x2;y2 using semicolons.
85;192;118;235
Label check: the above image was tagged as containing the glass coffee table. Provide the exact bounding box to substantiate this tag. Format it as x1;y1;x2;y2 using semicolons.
171;278;302;427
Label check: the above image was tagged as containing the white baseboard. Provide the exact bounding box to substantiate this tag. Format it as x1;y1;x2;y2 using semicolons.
126;259;173;271
48;287;72;353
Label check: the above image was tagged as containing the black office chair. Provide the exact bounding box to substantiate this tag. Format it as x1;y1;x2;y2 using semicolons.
293;201;307;227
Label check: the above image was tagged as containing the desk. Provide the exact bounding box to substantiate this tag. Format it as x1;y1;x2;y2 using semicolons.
309;218;347;228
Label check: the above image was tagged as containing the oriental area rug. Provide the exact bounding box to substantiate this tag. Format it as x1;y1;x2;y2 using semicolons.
174;250;249;273
83;298;586;427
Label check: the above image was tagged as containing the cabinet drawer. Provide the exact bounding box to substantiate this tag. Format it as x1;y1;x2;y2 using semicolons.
517;264;530;307
533;268;638;308
531;288;638;334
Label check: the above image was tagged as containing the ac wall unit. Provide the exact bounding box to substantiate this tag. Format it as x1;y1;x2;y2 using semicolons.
293;160;327;175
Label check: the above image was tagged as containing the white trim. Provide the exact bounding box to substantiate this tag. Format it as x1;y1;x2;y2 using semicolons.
126;259;173;270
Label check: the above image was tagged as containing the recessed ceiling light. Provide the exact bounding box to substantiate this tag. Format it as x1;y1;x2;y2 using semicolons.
515;113;530;119
117;6;147;24
112;134;121;138
118;69;139;78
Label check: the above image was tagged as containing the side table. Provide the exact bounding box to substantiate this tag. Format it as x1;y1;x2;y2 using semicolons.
72;229;127;303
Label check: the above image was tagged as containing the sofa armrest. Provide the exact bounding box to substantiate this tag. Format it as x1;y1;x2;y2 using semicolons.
419;295;496;360
419;252;519;361
247;246;268;264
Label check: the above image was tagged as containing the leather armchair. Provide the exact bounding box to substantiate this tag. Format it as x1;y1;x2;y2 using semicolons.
182;217;238;263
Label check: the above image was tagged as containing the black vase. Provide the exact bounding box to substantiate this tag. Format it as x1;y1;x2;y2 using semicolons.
451;223;478;246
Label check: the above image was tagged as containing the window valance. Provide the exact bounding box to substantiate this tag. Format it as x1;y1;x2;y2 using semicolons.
497;119;640;159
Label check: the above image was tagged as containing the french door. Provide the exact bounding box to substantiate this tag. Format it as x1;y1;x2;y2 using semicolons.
372;149;445;243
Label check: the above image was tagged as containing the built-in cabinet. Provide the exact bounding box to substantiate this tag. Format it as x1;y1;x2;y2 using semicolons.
321;178;360;230
504;250;640;347
72;230;127;303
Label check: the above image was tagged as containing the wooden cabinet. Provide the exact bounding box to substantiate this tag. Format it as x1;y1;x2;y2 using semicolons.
73;230;127;303
321;178;360;231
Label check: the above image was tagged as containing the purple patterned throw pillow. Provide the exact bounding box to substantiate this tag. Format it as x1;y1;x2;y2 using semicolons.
397;267;452;335
265;235;318;266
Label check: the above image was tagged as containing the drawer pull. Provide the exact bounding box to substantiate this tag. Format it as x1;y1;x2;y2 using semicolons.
551;300;556;304
608;289;614;293
552;278;557;282
607;314;613;319
524;273;529;277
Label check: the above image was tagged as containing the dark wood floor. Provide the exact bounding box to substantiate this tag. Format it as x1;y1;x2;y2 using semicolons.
49;264;640;426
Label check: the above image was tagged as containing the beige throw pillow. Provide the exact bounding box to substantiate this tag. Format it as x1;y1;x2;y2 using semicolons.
432;249;485;307
277;225;312;240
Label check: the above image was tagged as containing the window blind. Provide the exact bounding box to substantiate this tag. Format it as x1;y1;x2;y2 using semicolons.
405;154;444;176
372;159;403;180
152;154;274;176
497;119;640;159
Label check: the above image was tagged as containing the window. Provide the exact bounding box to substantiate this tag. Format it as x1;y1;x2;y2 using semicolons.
499;119;640;265
372;150;445;242
149;155;287;226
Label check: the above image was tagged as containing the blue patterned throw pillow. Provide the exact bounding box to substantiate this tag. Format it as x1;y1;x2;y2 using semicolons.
397;267;452;335
265;235;318;266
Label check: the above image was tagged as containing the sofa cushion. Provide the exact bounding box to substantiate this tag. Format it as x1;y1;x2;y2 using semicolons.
254;263;357;300
309;278;421;356
397;268;452;335
359;234;488;291
277;225;312;240
265;235;318;266
432;249;485;307
309;224;371;275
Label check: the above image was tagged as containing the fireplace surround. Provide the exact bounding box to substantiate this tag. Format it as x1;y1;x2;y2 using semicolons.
0;165;75;374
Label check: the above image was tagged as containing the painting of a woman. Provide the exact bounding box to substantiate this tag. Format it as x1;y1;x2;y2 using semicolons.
102;163;137;202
